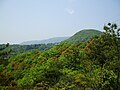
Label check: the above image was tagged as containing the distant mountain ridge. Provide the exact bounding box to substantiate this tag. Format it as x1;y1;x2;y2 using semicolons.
21;37;70;45
65;29;102;44
21;29;102;45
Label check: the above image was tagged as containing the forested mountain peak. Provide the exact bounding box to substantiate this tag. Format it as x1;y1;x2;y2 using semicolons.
66;29;102;44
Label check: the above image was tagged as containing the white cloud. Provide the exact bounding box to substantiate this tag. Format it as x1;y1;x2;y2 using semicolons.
65;8;75;15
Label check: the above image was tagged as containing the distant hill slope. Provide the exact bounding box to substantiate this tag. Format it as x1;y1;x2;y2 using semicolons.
21;37;69;45
65;29;102;44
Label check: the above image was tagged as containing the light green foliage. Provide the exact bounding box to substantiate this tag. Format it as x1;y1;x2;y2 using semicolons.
86;34;118;67
59;44;83;70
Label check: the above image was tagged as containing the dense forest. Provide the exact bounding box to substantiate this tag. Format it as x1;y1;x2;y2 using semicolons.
0;23;120;90
0;43;56;55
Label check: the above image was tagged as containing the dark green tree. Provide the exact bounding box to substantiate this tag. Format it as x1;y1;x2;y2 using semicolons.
0;43;10;65
85;23;120;89
103;23;120;89
0;43;12;87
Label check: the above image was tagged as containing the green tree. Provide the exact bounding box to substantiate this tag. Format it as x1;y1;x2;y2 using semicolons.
103;23;120;89
85;23;120;89
0;43;10;65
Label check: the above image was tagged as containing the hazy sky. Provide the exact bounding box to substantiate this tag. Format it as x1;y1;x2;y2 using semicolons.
0;0;120;44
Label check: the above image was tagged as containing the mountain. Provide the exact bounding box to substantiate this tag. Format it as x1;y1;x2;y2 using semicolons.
21;37;70;45
65;29;102;44
21;29;102;45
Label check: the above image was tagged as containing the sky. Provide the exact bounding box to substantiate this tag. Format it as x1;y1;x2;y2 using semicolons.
0;0;120;44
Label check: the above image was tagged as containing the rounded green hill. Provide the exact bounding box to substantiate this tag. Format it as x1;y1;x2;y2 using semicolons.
65;29;102;44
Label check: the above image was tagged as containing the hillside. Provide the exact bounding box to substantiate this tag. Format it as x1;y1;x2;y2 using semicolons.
65;29;102;44
21;37;69;45
0;25;120;89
